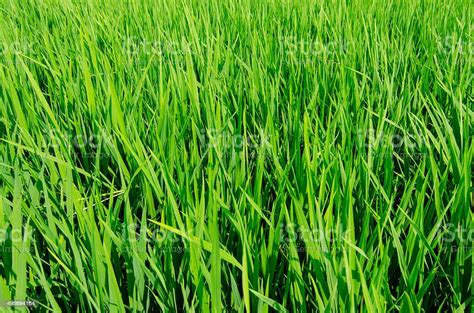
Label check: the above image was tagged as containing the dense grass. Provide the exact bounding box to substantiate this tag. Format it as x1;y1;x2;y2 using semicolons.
0;0;472;311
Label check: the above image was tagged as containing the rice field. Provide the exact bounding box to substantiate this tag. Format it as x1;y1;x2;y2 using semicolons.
0;0;473;311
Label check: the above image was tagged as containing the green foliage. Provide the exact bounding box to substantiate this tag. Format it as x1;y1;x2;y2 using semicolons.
0;0;472;311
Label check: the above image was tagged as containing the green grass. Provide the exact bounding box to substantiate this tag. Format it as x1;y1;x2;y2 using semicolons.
0;0;472;311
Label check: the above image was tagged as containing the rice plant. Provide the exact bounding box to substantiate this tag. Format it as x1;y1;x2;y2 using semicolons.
0;0;472;311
